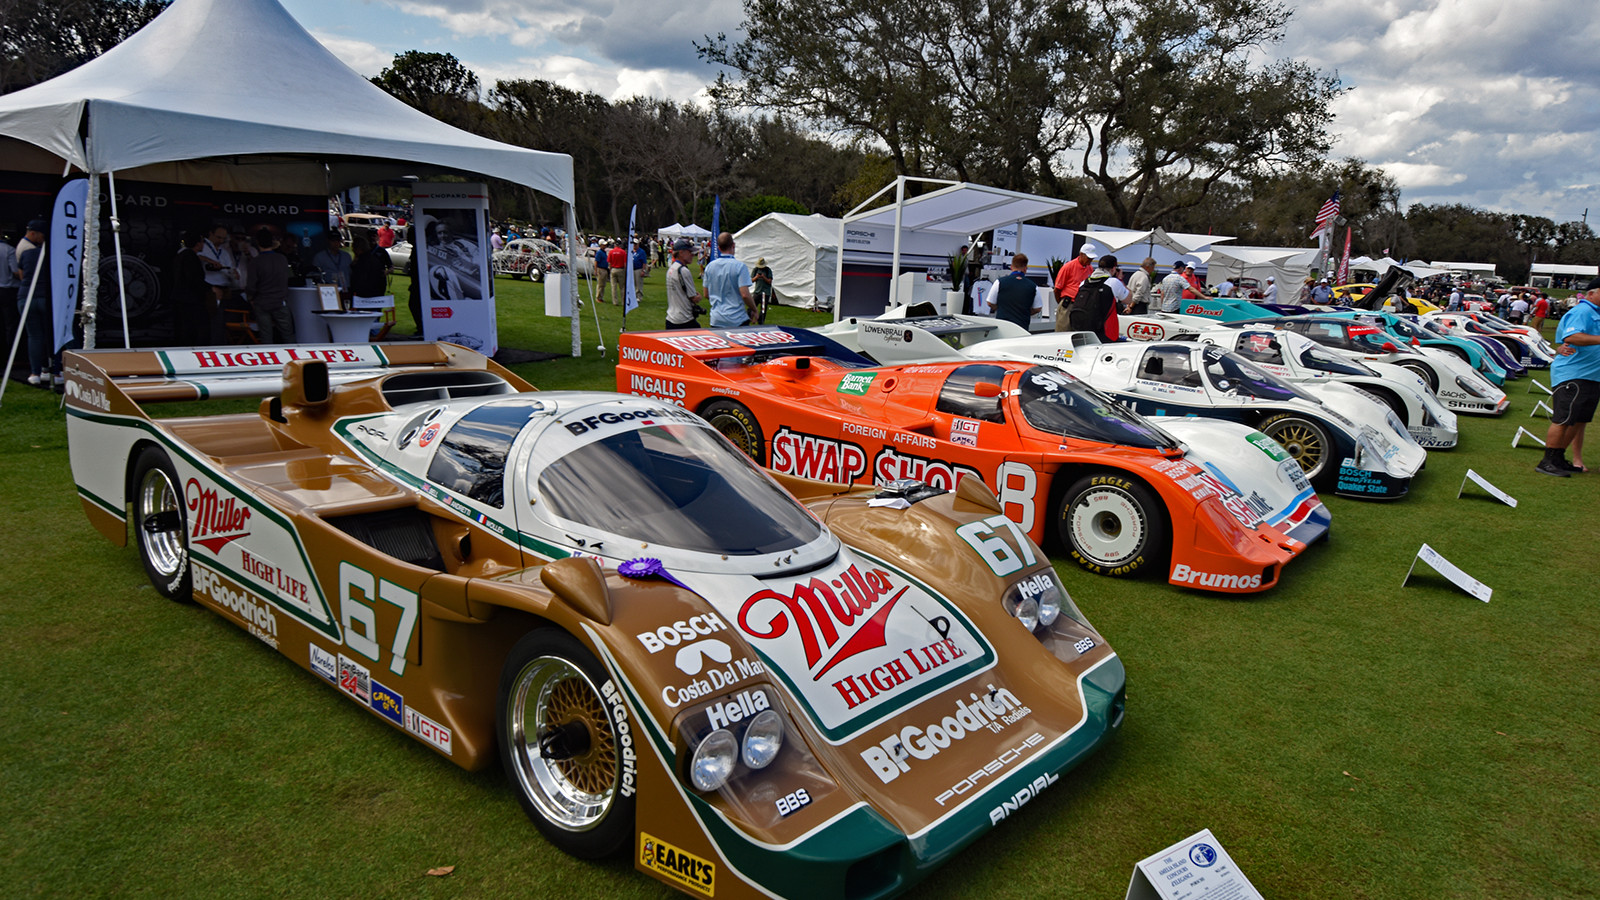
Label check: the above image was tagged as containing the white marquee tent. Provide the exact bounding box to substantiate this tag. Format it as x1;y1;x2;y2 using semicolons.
733;213;841;309
1202;246;1319;291
0;0;581;351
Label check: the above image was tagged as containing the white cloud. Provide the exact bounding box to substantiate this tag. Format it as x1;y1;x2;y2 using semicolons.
310;32;395;76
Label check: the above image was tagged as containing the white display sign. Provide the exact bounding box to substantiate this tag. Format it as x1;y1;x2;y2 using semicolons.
1511;426;1546;448
1458;469;1518;507
1403;543;1492;603
1530;400;1553;418
1530;379;1552;395
1126;828;1263;900
414;182;497;356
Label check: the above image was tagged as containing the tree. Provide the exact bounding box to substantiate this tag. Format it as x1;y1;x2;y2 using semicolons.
372;51;482;123
0;0;168;94
702;0;1343;225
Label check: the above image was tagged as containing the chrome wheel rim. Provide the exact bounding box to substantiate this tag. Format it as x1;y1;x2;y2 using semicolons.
507;656;617;831
138;467;186;579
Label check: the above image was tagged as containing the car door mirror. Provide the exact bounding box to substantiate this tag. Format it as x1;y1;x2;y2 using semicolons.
974;381;1002;398
1381;341;1398;352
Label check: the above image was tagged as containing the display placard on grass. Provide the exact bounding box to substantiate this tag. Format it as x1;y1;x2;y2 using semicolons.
1403;543;1492;602
1126;828;1263;900
1511;426;1545;448
1458;469;1517;507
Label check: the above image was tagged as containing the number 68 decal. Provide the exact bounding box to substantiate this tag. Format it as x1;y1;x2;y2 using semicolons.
956;513;1038;576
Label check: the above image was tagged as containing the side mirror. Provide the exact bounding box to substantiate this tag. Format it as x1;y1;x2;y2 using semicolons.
1381;342;1398;352
974;381;1003;398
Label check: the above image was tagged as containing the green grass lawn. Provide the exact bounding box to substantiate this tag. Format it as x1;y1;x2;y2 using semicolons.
2;270;1597;898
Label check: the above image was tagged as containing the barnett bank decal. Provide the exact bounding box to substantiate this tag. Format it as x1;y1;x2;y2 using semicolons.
687;551;995;742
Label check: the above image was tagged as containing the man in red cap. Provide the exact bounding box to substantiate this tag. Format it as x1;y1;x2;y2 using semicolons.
1053;243;1097;331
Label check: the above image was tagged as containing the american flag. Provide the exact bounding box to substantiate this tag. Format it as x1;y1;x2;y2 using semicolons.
1310;191;1341;238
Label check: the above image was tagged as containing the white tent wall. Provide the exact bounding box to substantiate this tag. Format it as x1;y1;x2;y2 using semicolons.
0;0;580;352
734;213;839;309
1203;247;1318;292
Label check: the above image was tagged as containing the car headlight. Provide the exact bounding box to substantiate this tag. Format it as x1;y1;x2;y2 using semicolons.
690;728;738;791
1455;374;1488;398
1003;571;1079;633
740;709;784;769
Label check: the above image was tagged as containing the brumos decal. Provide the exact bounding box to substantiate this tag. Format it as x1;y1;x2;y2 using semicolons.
640;832;714;897
1171;563;1262;590
734;555;993;737
872;447;982;492
857;683;1031;786
770;426;867;484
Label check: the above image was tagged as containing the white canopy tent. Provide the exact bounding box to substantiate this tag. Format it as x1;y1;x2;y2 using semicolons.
678;224;713;239
1077;226;1234;260
1427;261;1498;275
1201;246;1318;292
657;223;687;238
733;213;840;309
835;178;1076;319
0;0;581;352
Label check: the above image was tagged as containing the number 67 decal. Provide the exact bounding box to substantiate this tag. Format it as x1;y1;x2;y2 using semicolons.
955;513;1037;576
339;561;419;676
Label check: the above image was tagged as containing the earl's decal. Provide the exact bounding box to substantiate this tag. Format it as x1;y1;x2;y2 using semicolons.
640;832;715;896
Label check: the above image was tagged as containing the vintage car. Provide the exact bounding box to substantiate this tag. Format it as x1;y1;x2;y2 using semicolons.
493;238;569;281
1319;310;1515;385
1272;316;1510;414
1187;327;1459;450
1425;311;1556;368
1035;339;1427;499
61;342;1125;899
617;325;1328;592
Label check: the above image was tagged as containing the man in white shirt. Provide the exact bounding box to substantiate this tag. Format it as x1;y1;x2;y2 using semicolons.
196;224;240;305
1218;278;1237;298
1157;261;1190;312
1126;257;1155;313
1262;277;1278;303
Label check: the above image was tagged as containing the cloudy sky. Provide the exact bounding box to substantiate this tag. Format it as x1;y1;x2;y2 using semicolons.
279;0;1600;225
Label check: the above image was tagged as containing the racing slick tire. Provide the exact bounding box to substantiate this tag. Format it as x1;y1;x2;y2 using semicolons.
1396;360;1438;392
1258;413;1334;484
498;629;636;859
701;399;766;465
1057;473;1166;577
131;445;192;601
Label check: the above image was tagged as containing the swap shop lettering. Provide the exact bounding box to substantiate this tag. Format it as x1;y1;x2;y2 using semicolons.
770;427;867;483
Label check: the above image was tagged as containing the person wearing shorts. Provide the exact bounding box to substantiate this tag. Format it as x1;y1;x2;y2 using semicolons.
1538;277;1600;476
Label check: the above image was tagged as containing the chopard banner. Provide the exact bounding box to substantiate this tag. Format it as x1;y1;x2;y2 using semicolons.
51;178;88;352
414;183;497;356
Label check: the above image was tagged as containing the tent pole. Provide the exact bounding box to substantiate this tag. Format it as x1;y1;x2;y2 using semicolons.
833;217;845;322
565;202;582;357
105;171;130;348
2;241;49;406
889;176;905;308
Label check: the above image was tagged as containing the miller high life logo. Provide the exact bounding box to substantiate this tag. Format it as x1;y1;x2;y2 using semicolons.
185;478;252;553
740;563;906;682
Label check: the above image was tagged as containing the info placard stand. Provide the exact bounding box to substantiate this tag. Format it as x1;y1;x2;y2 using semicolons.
1511;426;1546;448
1530;379;1553;395
1457;468;1518;507
1402;543;1492;602
1126;829;1263;900
1529;400;1553;418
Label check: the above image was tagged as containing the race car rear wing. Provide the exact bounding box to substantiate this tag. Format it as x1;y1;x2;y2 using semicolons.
622;325;874;367
61;343;494;404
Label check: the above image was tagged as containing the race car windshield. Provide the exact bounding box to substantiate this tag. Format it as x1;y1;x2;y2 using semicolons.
1017;367;1176;449
1299;344;1377;376
1200;348;1311;401
535;423;823;555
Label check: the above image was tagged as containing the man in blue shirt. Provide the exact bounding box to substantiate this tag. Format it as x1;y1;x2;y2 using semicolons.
985;253;1041;329
1538;277;1600;476
703;232;755;327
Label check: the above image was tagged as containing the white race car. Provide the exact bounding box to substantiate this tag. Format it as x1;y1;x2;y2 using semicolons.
1272;317;1509;415
1188;327;1459;450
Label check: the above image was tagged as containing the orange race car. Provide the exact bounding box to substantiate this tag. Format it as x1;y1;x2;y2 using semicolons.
616;327;1328;593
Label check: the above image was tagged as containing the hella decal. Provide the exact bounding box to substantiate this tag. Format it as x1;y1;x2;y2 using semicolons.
705;687;771;731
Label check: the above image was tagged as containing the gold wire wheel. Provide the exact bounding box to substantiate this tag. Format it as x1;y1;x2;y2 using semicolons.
506;655;619;831
1260;415;1330;479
